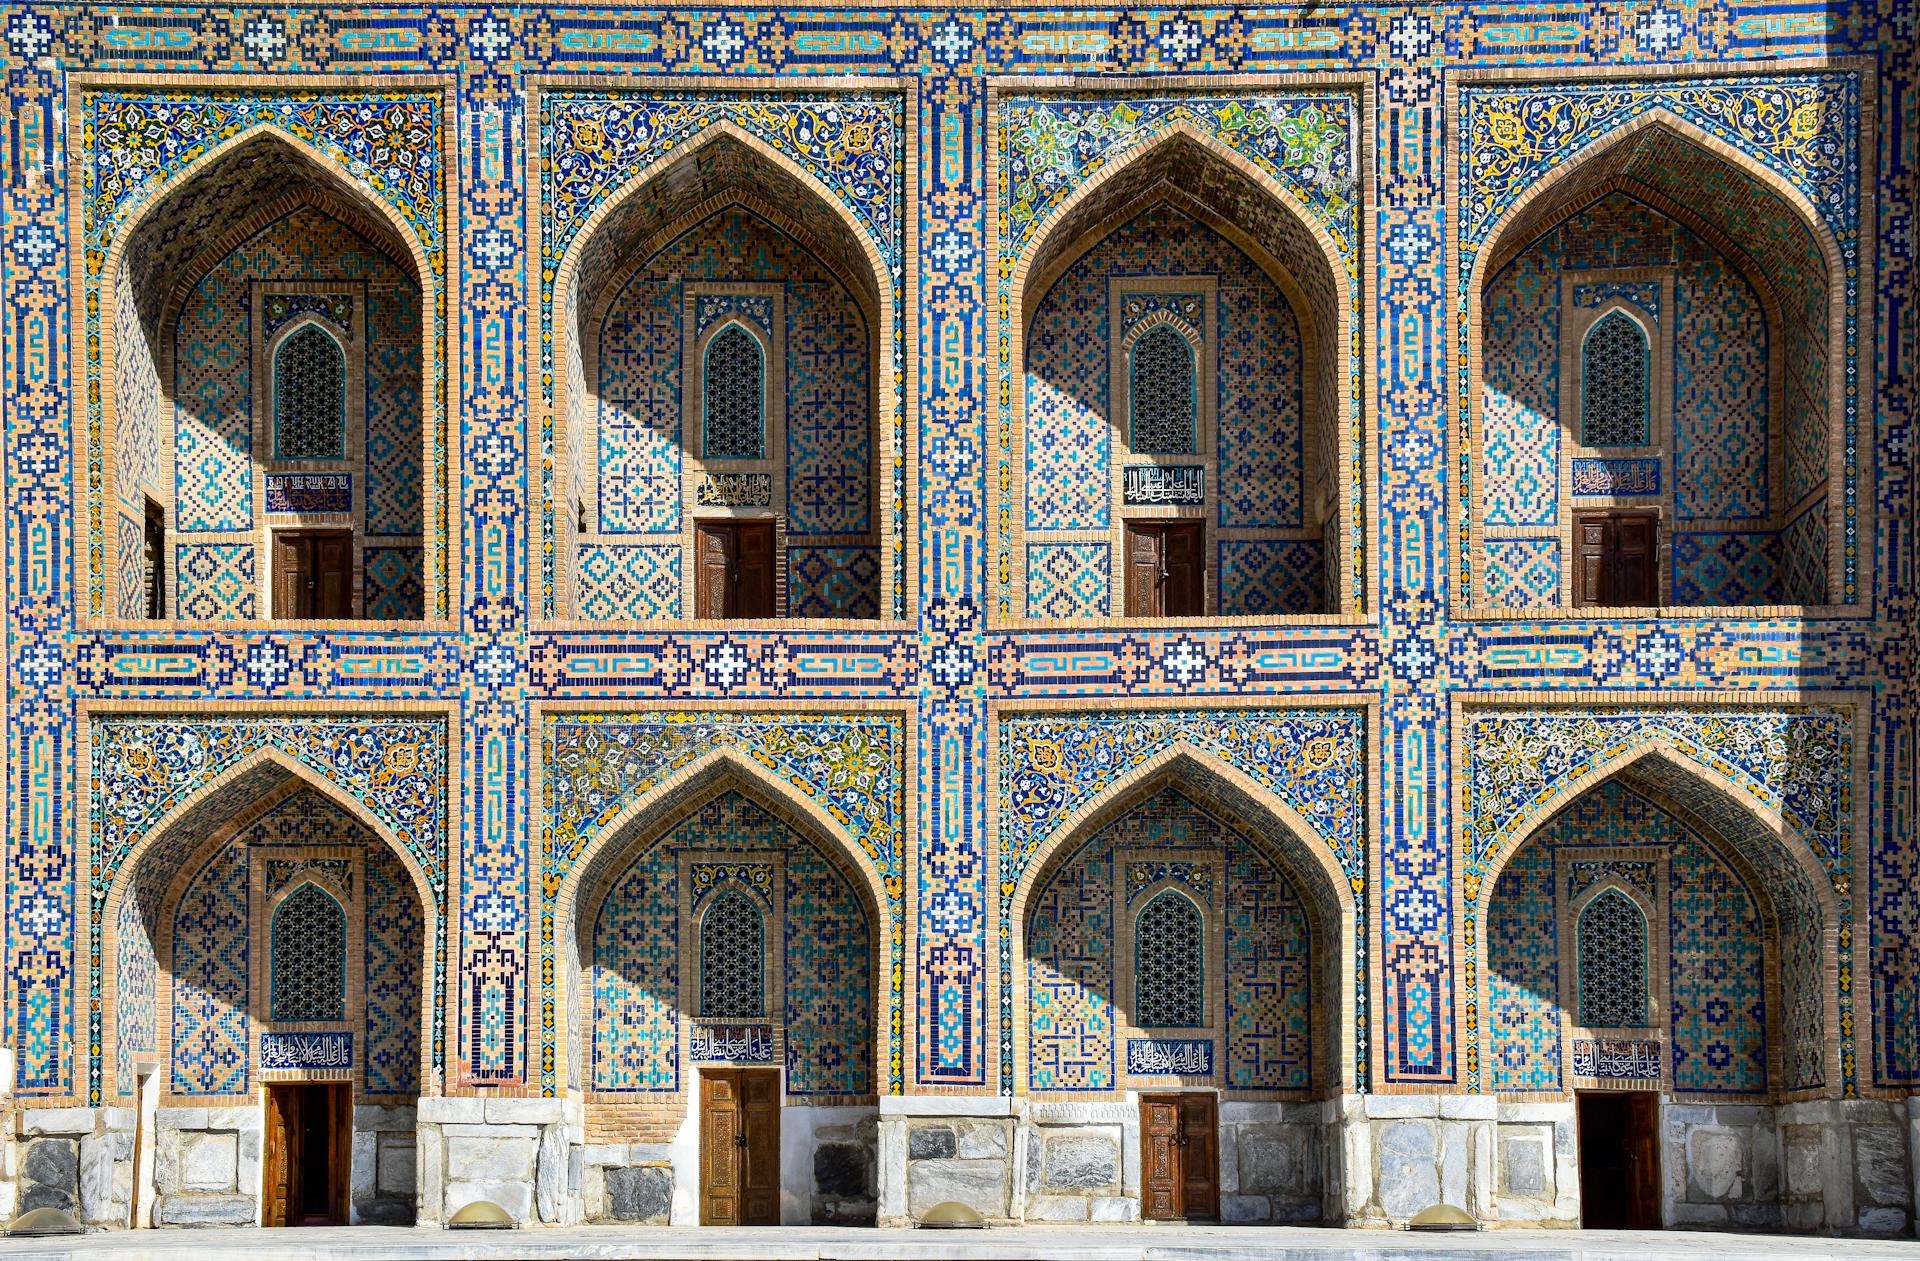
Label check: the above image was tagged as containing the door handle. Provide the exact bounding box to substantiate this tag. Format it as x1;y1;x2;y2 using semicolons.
735;1134;747;1147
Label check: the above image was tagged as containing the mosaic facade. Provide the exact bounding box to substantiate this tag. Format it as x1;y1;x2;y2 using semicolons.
0;0;1913;1236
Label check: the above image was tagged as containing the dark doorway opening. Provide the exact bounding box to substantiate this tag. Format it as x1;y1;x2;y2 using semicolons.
264;1082;351;1226
1577;1089;1661;1229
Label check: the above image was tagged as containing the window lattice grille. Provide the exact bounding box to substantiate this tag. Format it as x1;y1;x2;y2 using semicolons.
1129;325;1197;456
699;890;765;1019
274;324;348;460
270;883;347;1022
703;325;765;459
1134;891;1204;1028
1580;312;1651;447
1578;889;1649;1028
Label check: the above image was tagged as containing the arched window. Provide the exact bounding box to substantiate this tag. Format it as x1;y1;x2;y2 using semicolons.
1134;890;1204;1028
699;890;765;1019
270;883;347;1021
1577;889;1650;1028
1580;311;1651;447
703;325;766;459
1128;325;1198;456
273;324;348;460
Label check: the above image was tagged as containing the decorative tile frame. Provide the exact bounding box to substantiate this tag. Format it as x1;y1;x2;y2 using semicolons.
1455;698;1859;1097
70;75;457;626
1452;66;1874;615
537;706;908;1096
988;75;1375;626
80;709;450;1105
530;80;916;627
994;700;1370;1096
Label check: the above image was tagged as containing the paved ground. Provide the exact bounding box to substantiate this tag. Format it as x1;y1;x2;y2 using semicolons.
3;1225;1919;1261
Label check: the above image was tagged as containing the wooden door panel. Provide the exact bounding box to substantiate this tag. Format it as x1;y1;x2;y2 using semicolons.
696;525;732;621
1627;1092;1661;1229
1178;1093;1218;1221
701;1071;743;1225
1140;1097;1182;1220
315;534;352;619
1572;512;1658;608
1126;525;1162;618
742;1069;781;1225
1163;523;1203;616
264;1086;293;1228
735;523;775;619
328;1084;352;1226
273;535;304;621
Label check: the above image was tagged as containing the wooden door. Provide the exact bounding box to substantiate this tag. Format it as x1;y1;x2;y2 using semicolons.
1577;1090;1661;1229
1124;522;1204;617
1140;1093;1216;1221
272;531;353;619
694;522;776;619
1140;1095;1182;1220
701;1069;781;1225
325;1084;351;1225
1572;511;1658;607
1177;1093;1218;1220
263;1085;296;1228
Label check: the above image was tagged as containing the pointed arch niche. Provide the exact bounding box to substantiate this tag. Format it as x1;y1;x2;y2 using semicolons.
1466;111;1855;613
83;103;447;625
96;748;438;1223
554;760;887;1121
545;125;894;624
1000;120;1362;623
1476;746;1842;1104
1008;751;1357;1102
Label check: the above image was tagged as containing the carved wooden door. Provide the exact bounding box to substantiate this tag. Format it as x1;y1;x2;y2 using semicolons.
701;1070;744;1224
1140;1095;1183;1220
1140;1093;1217;1221
1124;522;1203;616
272;530;353;619
263;1085;295;1227
695;522;776;619
1573;511;1658;607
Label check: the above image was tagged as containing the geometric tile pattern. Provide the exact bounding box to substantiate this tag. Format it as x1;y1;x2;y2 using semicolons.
1005;708;1363;1094
1225;836;1313;1091
1481;247;1560;528
176;544;257;621
1465;707;1847;1095
169;841;251;1096
575;544;681;620
4;8;1904;1123
80;717;448;1103
589;791;871;1097
544;713;901;1096
1218;540;1323;616
1134;890;1204;1027
1672;532;1780;606
786;276;872;535
1673;254;1768;521
788;546;881;620
1026;543;1109;620
1482;538;1559;609
1487;782;1768;1096
364;546;427;622
270;883;347;1021
541;91;905;617
364;840;425;1098
81;87;448;619
1575;889;1648;1027
1027;789;1314;1093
